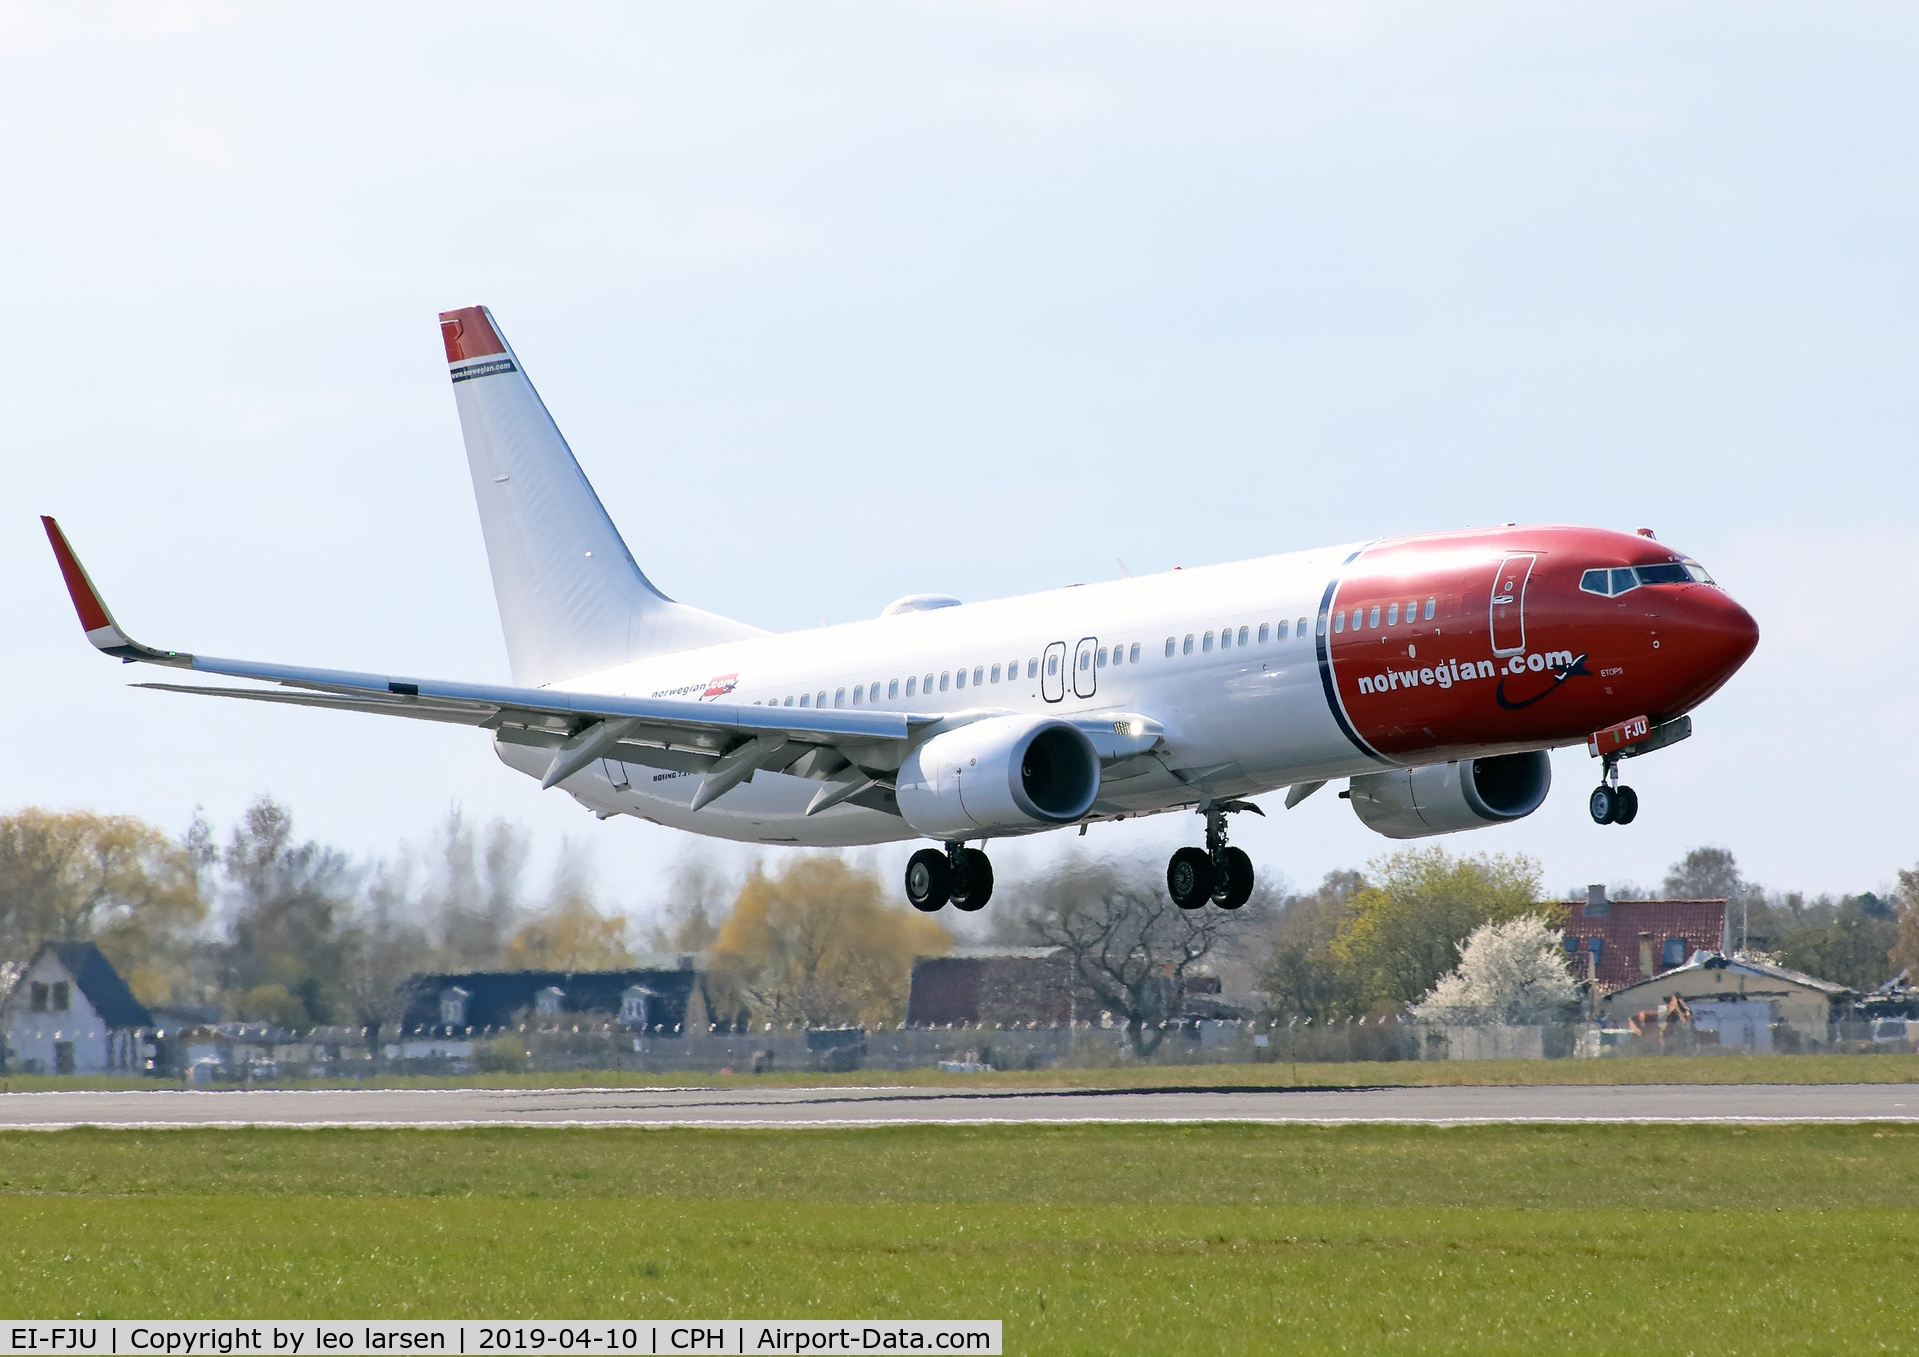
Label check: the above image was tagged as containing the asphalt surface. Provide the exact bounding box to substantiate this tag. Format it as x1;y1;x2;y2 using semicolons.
1;1082;1916;1128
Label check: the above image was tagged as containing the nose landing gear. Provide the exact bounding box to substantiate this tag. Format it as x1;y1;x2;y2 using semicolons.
1588;758;1639;825
905;842;995;912
1168;800;1260;909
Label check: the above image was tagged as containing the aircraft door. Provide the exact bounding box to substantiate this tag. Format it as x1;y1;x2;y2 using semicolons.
1490;554;1537;656
1072;636;1099;699
1042;641;1067;702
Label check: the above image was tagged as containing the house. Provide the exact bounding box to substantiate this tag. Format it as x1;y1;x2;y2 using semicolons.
0;942;152;1075
905;947;1075;1027
391;954;708;1035
1602;952;1855;1050
1555;887;1730;994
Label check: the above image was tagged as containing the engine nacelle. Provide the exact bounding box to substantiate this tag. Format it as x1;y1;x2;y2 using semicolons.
896;715;1101;840
1348;751;1552;840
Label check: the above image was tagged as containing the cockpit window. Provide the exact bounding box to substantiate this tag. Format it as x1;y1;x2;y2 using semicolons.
1582;559;1718;596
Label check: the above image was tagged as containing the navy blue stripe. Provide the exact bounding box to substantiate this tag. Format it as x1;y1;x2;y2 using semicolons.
1315;550;1392;765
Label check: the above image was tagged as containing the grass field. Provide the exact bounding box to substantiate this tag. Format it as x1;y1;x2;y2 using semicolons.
5;1123;1918;1353
6;1050;1919;1094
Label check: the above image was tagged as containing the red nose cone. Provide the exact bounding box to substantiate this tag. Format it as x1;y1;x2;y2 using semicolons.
1672;588;1759;711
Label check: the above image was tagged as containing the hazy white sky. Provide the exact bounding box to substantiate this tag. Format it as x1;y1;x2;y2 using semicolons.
4;3;1914;916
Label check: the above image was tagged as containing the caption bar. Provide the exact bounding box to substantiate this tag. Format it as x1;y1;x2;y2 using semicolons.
2;1326;998;1357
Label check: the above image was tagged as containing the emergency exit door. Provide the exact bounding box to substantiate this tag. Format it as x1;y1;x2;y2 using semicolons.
1072;636;1099;699
1490;554;1536;656
1041;641;1067;702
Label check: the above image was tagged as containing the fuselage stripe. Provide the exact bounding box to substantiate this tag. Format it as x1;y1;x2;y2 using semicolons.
1315;549;1392;766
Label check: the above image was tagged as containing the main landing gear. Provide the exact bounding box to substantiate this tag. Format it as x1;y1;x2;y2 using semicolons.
1589;756;1639;826
905;842;995;912
1167;801;1261;910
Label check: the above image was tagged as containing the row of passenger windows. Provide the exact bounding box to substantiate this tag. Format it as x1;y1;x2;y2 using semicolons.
1329;595;1437;636
759;656;1041;709
1579;562;1712;597
750;611;1316;708
1166;617;1312;657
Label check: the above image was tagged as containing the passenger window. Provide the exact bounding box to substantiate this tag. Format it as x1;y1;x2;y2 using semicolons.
851;685;862;706
1183;634;1194;655
924;672;934;692
1027;657;1038;678
1298;616;1309;636
784;696;794;707
1203;631;1214;652
955;668;966;689
799;693;811;707
1079;650;1090;670
816;691;826;707
1333;612;1344;634
1611;567;1638;595
1166;638;1176;657
1129;642;1140;663
1096;647;1107;667
1047;654;1059;676
906;677;916;696
889;679;900;699
1237;625;1249;646
939;672;950;692
1580;569;1610;595
834;688;846;708
991;663;1001;683
1258;623;1269;644
1368;605;1380;628
1218;629;1229;650
1424;597;1435;620
1387;603;1399;625
973;665;983;685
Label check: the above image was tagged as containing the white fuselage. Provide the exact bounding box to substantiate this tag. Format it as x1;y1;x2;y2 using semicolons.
502;542;1378;845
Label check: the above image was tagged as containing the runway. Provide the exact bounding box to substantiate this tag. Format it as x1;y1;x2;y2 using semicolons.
2;1081;1916;1128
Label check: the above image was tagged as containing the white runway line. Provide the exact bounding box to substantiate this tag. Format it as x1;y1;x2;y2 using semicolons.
2;1082;1916;1128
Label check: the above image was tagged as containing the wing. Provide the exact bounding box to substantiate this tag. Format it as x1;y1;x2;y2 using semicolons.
41;516;931;809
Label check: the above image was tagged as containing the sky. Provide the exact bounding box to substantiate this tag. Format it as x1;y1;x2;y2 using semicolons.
3;2;1915;923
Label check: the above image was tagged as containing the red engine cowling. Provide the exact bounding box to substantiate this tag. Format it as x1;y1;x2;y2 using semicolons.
896;715;1101;840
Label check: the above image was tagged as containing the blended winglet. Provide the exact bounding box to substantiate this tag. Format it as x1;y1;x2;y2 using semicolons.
41;517;191;666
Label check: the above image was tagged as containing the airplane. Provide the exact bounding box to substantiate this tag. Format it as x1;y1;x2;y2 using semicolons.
43;305;1760;914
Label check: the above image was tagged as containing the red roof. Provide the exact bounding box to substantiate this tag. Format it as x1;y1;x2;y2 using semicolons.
1554;899;1728;994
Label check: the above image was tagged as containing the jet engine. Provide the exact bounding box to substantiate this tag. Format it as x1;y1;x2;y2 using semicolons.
1347;751;1552;840
896;715;1101;840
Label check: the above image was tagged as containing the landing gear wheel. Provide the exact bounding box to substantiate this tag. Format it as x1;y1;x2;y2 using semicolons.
1612;786;1639;825
1213;846;1255;910
949;848;994;912
905;849;952;911
1588;785;1616;825
1168;846;1215;909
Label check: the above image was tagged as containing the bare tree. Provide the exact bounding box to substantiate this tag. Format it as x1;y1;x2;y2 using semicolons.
1021;860;1245;1056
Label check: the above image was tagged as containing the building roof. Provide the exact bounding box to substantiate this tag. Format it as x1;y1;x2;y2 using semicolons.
1606;952;1856;1003
1554;898;1728;994
394;966;701;1031
43;942;152;1028
904;949;1074;1027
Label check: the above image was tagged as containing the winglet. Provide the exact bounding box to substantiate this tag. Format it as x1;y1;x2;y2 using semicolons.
41;517;192;666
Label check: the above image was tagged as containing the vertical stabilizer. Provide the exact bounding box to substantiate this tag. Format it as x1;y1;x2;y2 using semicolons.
440;306;763;687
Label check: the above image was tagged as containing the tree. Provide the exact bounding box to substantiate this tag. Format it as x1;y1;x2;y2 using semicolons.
1890;864;1919;981
220;797;358;1028
1022;859;1246;1056
710;856;950;1028
1663;846;1747;901
423;809;529;969
1327;846;1543;1012
1262;869;1365;1021
646;854;736;954
0;807;206;1004
1771;893;1901;991
505;889;634;970
1411;916;1579;1026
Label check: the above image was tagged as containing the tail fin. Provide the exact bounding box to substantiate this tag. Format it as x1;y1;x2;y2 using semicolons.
440;306;763;687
